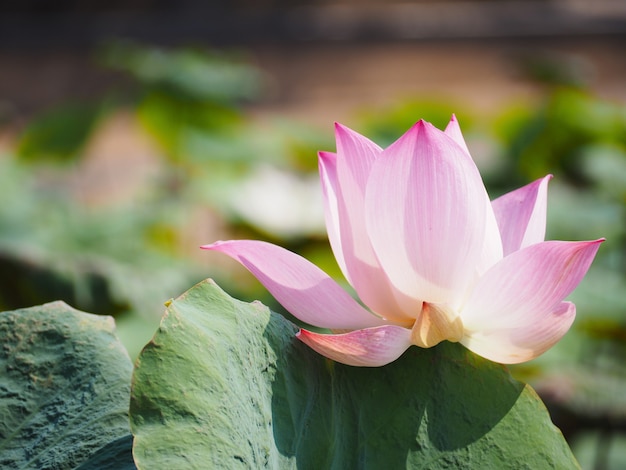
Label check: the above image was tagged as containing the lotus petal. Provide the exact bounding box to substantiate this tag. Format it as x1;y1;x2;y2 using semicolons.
201;240;387;330
365;120;496;307
461;239;603;332
492;176;551;256
296;325;413;367
320;127;418;323
462;301;576;364
443;114;470;154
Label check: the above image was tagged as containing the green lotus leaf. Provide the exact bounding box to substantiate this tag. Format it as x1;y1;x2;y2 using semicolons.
0;301;135;469
131;279;579;469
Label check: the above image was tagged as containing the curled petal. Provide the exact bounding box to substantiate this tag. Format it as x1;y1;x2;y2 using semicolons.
492;176;551;256
461;239;603;332
297;325;413;367
462;301;576;364
320;126;417;323
365;120;497;307
201;240;386;330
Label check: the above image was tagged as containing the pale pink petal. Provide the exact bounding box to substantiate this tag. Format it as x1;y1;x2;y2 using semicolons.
444;115;503;279
202;240;388;329
474;201;503;280
320;126;417;324
443;114;470;154
318;123;381;280
334;122;382;189
296;325;412;367
492;175;551;256
365;120;496;307
461;239;603;332
318;151;347;274
461;301;575;364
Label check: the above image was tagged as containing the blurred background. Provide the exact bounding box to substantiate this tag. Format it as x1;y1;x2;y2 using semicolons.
1;1;625;467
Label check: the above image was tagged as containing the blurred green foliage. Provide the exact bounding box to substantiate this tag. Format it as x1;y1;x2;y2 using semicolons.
0;43;332;355
493;88;626;188
494;89;626;469
1;41;626;467
17;103;104;163
103;41;264;103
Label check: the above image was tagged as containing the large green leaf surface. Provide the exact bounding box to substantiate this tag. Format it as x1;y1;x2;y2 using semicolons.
131;279;579;469
0;302;135;469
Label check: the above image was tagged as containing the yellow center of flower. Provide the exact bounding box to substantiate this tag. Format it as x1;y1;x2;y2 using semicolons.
410;302;464;348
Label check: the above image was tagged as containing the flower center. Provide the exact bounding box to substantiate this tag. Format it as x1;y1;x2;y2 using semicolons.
410;302;464;348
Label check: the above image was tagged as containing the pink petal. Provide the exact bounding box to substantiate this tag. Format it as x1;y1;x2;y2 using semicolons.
461;301;575;364
318;122;381;280
492;176;551;256
320;127;418;324
334;122;382;190
443;114;470;155
297;325;413;367
319;124;381;281
318;151;346;273
445;115;503;278
201;240;387;329
474;202;503;279
461;239;603;332
365;120;497;307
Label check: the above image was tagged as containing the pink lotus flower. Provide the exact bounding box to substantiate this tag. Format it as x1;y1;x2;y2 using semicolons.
202;117;603;367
